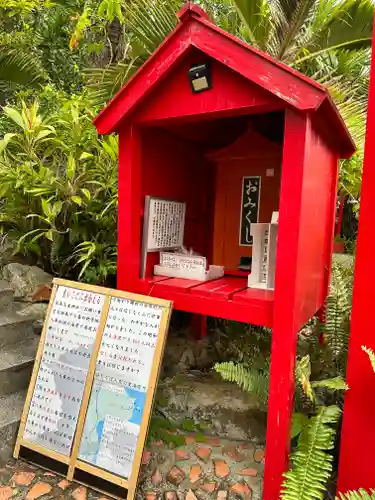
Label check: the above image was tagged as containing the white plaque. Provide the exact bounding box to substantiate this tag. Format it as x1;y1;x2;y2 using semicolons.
23;286;105;456
160;252;206;272
144;197;186;252
78;296;163;478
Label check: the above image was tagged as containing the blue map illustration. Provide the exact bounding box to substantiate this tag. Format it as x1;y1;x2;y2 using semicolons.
78;380;145;476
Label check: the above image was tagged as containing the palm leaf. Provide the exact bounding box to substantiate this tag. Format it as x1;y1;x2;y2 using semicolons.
0;48;46;88
86;0;179;106
229;0;273;49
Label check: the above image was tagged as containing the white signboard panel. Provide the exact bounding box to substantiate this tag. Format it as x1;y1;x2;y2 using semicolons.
78;296;163;478
248;212;278;290
16;279;171;500
160;252;206;272
23;286;105;456
144;196;186;251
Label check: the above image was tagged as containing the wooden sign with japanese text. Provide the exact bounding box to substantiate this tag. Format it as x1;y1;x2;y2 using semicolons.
239;176;261;246
144;196;186;251
14;279;172;500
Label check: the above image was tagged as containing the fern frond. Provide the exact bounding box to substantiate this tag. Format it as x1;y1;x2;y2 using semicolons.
362;346;375;373
312;377;348;391
321;262;352;378
281;405;341;500
337;489;375;500
214;361;269;405
0;48;46;87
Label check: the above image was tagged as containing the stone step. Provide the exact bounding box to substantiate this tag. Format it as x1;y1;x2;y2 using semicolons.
0;309;39;348
0;280;14;309
0;390;26;465
0;335;39;397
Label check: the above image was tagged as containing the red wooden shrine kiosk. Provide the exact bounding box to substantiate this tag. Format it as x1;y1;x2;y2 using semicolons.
94;5;354;499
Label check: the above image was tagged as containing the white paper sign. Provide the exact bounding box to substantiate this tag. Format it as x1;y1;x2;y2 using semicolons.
145;197;186;251
160;252;206;272
24;286;105;456
78;296;163;478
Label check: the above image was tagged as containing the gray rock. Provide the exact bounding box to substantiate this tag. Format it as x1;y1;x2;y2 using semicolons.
0;391;27;465
0;336;39;396
156;372;267;443
16;302;48;320
2;263;53;300
0;280;14;309
161;329;220;377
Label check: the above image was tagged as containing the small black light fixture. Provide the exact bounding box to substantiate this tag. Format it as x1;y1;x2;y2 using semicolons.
188;62;212;93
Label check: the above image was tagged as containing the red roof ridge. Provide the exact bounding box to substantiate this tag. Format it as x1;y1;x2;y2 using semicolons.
93;5;354;157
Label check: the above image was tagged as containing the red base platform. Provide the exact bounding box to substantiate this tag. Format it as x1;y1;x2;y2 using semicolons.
136;276;274;327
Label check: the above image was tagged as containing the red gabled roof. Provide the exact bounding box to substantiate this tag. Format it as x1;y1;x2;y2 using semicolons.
94;4;355;158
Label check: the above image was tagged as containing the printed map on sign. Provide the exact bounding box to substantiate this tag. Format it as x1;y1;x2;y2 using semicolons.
79;296;163;478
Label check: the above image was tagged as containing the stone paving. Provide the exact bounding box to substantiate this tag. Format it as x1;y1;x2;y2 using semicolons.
0;434;264;500
137;434;264;500
0;459;106;500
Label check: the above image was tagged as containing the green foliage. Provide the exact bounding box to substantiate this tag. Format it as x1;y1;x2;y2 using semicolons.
281;405;342;500
73;0;371;203
298;260;353;385
147;412;211;448
337;490;375;499
214;361;269;405
213;321;271;405
362;346;375;373
0;94;117;284
320;262;353;377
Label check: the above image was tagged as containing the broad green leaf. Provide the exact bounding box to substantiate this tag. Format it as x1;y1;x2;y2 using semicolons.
52;201;63;217
72;195;82;205
81;188;91;200
45;230;54;241
0;133;16;154
41;198;51;218
79;152;94;161
312;377;349;391
291;412;309;439
36;129;54;141
4;107;25;129
67;153;76;181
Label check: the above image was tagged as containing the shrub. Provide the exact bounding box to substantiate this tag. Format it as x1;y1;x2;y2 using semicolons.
0;91;117;284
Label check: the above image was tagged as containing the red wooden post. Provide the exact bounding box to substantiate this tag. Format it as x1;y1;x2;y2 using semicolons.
264;109;339;500
117;126;142;292
263;110;308;499
337;18;375;494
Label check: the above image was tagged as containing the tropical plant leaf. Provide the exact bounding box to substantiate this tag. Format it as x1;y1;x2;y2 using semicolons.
0;48;46;88
281;405;341;500
337;489;375;500
362;346;375;373
312;377;349;391
296;355;315;402
214;361;269;404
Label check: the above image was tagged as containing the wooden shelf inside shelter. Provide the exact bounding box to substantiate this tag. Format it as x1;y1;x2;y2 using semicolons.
139;276;274;327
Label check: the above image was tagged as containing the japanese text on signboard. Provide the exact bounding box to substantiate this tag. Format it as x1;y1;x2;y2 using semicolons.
239;176;261;246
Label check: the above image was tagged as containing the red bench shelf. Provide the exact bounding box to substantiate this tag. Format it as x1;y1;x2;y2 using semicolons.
137;276;274;327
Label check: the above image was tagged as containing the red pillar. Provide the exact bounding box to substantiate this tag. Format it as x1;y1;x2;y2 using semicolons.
337;16;375;495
